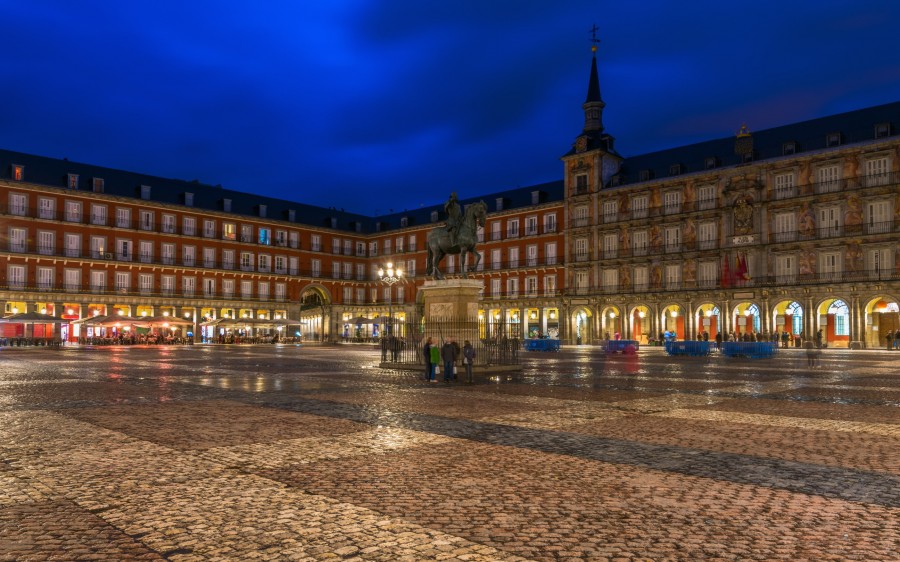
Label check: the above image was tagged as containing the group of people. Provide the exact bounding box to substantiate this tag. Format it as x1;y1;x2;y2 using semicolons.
885;330;900;350
422;337;476;383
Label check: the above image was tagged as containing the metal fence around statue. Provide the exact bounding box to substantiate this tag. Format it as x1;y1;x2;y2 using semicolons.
377;315;520;368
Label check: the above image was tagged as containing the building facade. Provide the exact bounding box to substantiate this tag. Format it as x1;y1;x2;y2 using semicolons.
1;49;897;348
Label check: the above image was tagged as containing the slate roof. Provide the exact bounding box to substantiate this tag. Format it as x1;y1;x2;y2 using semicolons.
0;147;564;234
612;101;900;186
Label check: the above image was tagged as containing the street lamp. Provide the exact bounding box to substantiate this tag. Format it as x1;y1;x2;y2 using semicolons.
377;262;403;336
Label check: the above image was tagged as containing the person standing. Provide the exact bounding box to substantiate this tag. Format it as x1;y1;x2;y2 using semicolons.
815;329;823;349
462;340;475;383
441;339;457;383
422;337;434;381
429;339;441;382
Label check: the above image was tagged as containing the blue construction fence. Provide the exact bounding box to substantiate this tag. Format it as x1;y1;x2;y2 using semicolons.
605;340;640;354
664;340;778;359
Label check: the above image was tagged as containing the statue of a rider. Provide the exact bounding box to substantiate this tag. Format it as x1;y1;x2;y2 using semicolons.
444;192;462;246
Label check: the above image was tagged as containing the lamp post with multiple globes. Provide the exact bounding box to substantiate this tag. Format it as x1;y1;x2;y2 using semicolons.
377;262;403;336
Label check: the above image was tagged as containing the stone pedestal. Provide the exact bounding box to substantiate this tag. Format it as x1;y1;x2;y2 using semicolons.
420;279;482;323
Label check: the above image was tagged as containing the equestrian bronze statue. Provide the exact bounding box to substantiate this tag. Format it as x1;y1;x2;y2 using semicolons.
426;199;487;279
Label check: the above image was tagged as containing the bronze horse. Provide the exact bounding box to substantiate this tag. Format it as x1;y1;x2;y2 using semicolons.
426;200;487;279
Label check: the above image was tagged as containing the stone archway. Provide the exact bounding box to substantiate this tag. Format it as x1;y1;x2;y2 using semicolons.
660;303;685;340
299;285;332;342
600;305;622;340
694;302;721;341
629;305;651;345
865;295;900;349
815;297;851;348
772;300;804;346
731;301;761;339
572;307;593;345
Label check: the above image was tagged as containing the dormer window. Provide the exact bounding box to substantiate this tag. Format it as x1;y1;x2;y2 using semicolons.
704;157;719;170
400;216;409;228
355;222;362;233
531;190;541;205
875;122;892;139
257;204;266;218
140;185;151;200
222;198;232;212
668;163;684;176
430;210;439;222
67;174;79;189
330;217;338;228
92;177;104;193
11;164;24;181
496;197;505;211
184;192;194;207
287;209;296;222
639;169;654;182
782;141;798;156
826;132;843;147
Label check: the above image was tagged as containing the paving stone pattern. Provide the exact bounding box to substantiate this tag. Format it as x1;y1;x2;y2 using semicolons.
0;345;898;561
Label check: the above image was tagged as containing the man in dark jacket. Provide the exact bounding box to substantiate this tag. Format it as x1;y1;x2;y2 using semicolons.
441;339;458;383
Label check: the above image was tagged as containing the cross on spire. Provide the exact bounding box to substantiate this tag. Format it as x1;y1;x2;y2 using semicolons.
589;24;600;52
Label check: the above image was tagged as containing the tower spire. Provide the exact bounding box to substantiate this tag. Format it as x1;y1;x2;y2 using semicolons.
583;24;605;132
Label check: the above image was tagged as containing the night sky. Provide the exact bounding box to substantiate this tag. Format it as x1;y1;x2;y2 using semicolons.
2;1;899;215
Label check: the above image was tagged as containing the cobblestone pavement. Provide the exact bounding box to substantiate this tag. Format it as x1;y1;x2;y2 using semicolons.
0;344;897;561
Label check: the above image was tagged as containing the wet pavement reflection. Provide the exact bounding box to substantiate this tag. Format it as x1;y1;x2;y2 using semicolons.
0;344;898;561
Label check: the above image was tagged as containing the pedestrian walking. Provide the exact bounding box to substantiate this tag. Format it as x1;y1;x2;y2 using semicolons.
422;337;434;381
429;340;441;382
463;340;475;383
441;339;457;383
886;330;893;350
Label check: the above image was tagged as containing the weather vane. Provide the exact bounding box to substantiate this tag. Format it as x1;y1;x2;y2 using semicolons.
589;24;600;52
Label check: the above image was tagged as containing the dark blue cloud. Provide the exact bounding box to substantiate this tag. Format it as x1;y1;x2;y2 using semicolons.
0;0;898;214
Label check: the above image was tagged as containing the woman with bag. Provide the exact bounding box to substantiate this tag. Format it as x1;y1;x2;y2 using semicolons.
463;340;475;383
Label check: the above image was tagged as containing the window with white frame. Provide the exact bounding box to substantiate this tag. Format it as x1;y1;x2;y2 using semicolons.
603;200;618;223
67;174;79;189
91;204;107;225
774;172;796;199
774;212;797;242
572;205;589;228
632;195;648;219
632;230;648;256
203;247;216;268
525;276;537;296
64;233;81;257
819;251;841;281
90;236;106;259
8;227;26;252
775;254;796;284
408;234;416;251
222;279;234;297
663;191;682;215
9;193;27;216
311;259;321;277
491;278;501;298
866;200;890;234
222;222;236;240
343;240;351;255
288;256;298;275
507;277;519;297
575;238;588;261
698;221;717;249
182;245;196;266
342;262;352;279
203;278;215;297
396;236;404;253
508;247;519;268
161;275;175;295
665;264;681;289
289;231;299;249
90;270;106;292
525;216;538;235
275;230;287;246
864;157;889;186
139;273;153;294
36;267;53;290
259;228;271;245
397;286;405;303
116;208;131;228
818;205;842;237
38;197;55;219
545;242;557;265
65;200;81;222
603;233;618;259
634;266;648;290
137;240;152;263
507;219;519;238
182;216;196;236
222;249;234;269
311;234;321;251
664;226;681;252
162;214;176;233
574;271;589;294
491;221;501;241
406;259;415;276
117;239;132;261
38;231;54;255
240;225;252;242
275;255;286;274
241;280;253;298
64;268;80;291
527;244;538;266
383;239;391;254
138;210;153;230
8;265;26;288
161;243;175;264
331;262;340;279
697;185;716;209
543;213;556;233
203;219;216;237
816;164;840;193
868;248;892;278
491;248;501;270
543;275;556;296
356;263;364;280
601;268;618;292
698;261;717;288
92;178;104;193
258;254;271;272
356;241;365;256
240;252;253;270
115;272;130;293
258;282;269;300
369;241;377;257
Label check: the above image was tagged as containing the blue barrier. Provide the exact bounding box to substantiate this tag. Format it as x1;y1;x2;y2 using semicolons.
665;340;715;356
605;340;639;354
524;338;560;351
721;341;778;359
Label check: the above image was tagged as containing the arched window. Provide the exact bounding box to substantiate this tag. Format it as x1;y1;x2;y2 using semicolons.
748;304;761;333
828;300;850;336
786;302;803;335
